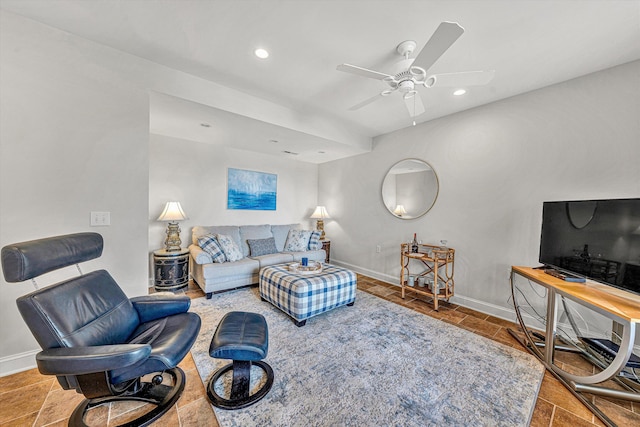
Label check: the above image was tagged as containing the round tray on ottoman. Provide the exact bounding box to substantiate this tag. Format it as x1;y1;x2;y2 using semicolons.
288;261;323;275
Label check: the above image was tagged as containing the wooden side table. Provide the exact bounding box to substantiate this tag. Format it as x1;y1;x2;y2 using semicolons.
153;248;189;291
322;240;331;263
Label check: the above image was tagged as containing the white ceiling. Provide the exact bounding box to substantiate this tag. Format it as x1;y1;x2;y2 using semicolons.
2;0;639;163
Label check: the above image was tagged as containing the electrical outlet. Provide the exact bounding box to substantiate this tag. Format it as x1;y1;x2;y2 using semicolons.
376;245;381;253
91;211;111;226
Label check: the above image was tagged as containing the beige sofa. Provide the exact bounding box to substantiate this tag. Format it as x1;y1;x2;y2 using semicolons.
189;224;326;298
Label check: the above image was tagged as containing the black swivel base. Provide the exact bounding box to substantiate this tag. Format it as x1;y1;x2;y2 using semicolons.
207;311;273;410
69;367;185;427
207;360;274;409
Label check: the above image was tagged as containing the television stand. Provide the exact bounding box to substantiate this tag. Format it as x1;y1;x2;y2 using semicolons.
509;266;640;427
578;337;640;370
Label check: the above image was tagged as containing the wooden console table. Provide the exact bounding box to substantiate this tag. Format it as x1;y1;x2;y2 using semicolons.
509;266;640;427
400;243;455;310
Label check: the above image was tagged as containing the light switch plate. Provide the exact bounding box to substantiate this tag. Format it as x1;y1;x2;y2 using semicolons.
91;211;110;226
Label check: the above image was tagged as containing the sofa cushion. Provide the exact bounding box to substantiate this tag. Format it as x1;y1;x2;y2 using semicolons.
239;225;273;257
271;224;299;252
308;230;322;250
197;234;227;263
247;237;278;257
192;225;241;248
217;234;244;262
251;252;294;268
284;229;312;252
200;257;259;280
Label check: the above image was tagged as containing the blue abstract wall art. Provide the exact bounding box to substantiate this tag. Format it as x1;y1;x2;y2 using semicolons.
227;168;277;210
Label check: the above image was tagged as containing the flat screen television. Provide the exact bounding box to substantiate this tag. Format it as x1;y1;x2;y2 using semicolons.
539;198;640;295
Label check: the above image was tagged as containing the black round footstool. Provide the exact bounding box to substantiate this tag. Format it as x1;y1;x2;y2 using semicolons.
207;311;274;409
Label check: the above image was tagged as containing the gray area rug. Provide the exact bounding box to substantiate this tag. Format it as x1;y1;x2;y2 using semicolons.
190;287;544;426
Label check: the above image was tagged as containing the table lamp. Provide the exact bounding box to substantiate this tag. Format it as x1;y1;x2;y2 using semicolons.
393;204;407;217
310;206;330;240
157;201;188;251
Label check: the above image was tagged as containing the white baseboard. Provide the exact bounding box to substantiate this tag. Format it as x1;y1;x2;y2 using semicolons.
331;259;399;285
333;258;532;327
0;349;37;377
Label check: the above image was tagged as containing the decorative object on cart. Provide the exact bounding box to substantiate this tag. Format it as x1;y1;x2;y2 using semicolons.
227;168;277;211
157;201;188;251
400;242;455;311
411;233;419;253
310;205;330;239
0;233;201;426
382;159;439;219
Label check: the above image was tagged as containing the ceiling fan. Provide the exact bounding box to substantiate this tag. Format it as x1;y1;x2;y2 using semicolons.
336;22;494;121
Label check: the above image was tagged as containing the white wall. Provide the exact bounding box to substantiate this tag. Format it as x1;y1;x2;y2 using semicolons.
0;11;150;373
0;9;332;375
319;60;640;320
149;134;319;282
0;10;347;375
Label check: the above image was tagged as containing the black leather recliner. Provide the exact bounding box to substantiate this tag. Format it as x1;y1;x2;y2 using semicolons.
1;232;202;426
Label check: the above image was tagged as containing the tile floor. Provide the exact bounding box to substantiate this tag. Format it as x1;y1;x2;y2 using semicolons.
1;274;638;426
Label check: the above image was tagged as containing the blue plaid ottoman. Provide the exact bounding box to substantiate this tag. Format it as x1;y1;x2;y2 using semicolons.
259;263;357;326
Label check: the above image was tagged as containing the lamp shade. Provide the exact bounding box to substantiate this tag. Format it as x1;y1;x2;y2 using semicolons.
310;206;330;219
157;202;188;222
393;205;407;215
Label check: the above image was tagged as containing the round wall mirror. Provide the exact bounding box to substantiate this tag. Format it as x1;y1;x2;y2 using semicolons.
566;201;598;229
381;159;439;219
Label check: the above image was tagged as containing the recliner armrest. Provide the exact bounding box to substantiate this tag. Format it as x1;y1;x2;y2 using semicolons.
131;294;191;323
36;344;151;375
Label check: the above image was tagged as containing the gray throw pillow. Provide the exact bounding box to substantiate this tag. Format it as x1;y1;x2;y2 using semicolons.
248;237;278;257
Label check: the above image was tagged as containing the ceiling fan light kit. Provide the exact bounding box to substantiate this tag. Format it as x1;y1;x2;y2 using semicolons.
254;48;269;59
336;21;494;123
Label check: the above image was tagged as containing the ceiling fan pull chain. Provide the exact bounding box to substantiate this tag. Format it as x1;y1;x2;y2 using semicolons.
412;95;416;126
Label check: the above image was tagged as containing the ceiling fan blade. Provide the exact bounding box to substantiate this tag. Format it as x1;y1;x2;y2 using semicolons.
348;93;386;111
412;22;465;72
337;63;393;80
404;93;425;117
430;70;495;87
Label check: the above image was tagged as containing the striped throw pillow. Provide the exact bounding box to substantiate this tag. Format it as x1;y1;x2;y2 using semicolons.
197;234;227;263
308;230;322;250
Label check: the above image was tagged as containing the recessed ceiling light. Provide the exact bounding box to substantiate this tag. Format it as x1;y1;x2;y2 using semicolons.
453;89;466;96
254;48;269;59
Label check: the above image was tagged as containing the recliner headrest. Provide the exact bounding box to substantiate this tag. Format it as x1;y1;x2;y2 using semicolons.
1;233;103;282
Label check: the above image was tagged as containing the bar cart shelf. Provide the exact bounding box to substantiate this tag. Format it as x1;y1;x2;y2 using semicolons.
400;243;455;311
